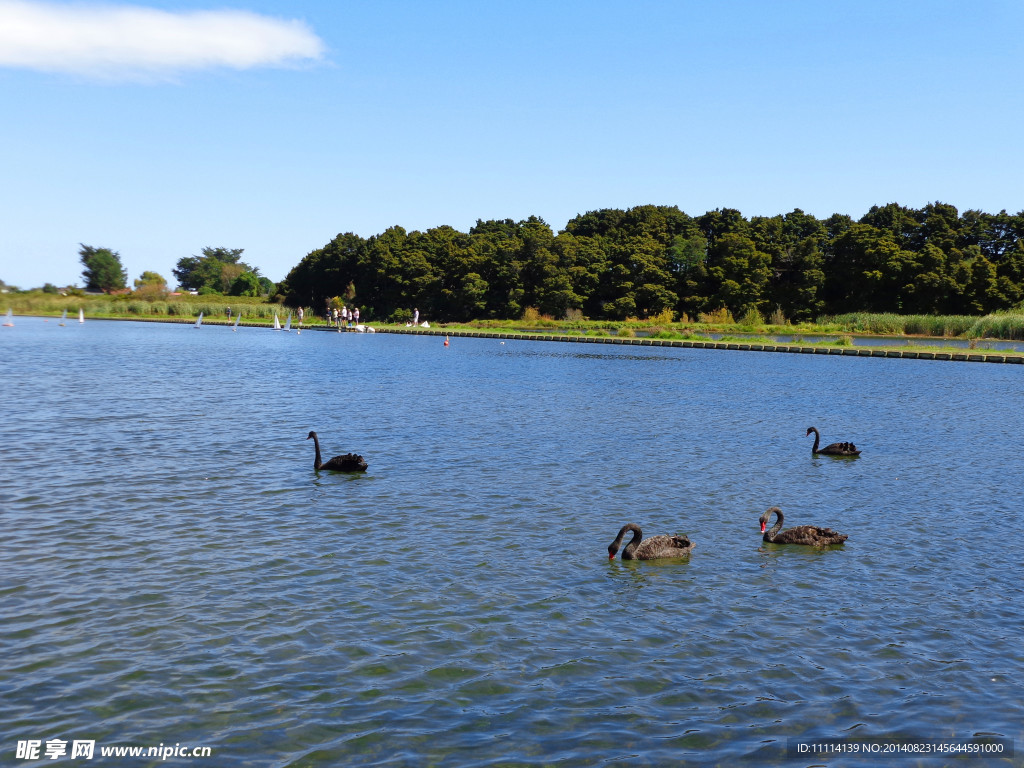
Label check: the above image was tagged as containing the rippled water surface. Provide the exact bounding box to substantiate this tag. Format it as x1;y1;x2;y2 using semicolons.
3;319;1023;767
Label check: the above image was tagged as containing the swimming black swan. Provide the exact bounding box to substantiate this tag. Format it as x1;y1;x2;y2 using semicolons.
807;426;860;456
608;523;694;560
759;506;847;547
306;431;367;472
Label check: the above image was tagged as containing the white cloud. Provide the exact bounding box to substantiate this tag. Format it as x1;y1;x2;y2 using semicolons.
0;1;326;79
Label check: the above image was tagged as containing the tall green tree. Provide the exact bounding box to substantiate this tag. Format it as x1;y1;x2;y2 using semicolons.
229;271;262;297
826;225;919;312
964;249;1002;313
667;234;709;318
697;208;750;248
752;211;827;322
769;237;825;321
133;270;168;300
79;244;127;293
280;233;367;312
173;247;254;293
705;233;770;317
134;270;167;289
471;219;527;318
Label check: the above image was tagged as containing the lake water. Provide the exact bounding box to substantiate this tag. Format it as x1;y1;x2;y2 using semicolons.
3;318;1023;767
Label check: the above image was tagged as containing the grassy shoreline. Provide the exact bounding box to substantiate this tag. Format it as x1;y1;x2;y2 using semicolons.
6;292;1024;358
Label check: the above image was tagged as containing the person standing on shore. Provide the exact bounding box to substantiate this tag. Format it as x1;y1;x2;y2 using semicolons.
297;306;304;327
413;307;419;326
354;307;360;326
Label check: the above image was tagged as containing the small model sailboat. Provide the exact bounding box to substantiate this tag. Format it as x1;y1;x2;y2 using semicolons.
194;312;203;328
78;308;85;323
284;313;292;332
232;313;241;331
59;309;67;326
273;313;281;330
2;309;13;327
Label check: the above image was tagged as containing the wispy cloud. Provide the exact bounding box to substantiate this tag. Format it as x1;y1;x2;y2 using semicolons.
0;1;326;79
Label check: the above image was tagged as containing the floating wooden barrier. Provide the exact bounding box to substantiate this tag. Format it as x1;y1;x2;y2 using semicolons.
369;327;1024;363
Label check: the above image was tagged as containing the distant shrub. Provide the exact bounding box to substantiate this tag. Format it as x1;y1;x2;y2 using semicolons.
649;308;675;325
739;307;764;327
698;307;733;324
133;283;168;302
617;326;635;338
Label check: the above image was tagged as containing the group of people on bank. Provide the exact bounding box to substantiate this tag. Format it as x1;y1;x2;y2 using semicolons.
295;304;427;329
324;305;360;328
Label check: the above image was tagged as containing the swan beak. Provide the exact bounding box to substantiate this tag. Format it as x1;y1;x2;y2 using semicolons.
760;521;766;533
608;552;615;560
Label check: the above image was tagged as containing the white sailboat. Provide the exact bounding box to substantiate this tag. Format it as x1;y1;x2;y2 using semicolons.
232;314;241;331
273;313;281;330
78;308;85;323
59;309;67;326
194;312;203;329
2;309;13;327
284;313;292;332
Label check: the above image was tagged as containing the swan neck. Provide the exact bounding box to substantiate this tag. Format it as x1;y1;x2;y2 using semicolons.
311;433;323;469
623;524;643;558
766;509;784;540
810;428;820;453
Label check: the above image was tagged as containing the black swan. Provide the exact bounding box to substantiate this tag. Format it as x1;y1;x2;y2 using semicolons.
759;506;847;547
807;426;860;456
306;431;367;472
608;523;694;560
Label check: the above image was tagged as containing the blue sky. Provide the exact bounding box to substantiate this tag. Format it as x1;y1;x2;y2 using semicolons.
2;0;1023;289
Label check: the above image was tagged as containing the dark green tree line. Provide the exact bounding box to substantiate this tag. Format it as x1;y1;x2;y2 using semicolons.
279;203;1024;321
